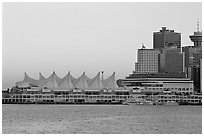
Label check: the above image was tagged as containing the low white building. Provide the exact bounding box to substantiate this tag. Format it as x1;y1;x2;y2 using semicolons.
122;78;194;94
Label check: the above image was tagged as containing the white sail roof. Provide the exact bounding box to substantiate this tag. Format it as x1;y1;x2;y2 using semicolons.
39;72;46;81
37;73;48;88
69;72;76;83
16;72;40;88
60;73;68;85
59;72;74;90
16;80;31;88
42;72;59;89
103;72;117;89
88;72;104;90
16;71;118;90
23;72;39;86
53;72;62;86
73;72;89;89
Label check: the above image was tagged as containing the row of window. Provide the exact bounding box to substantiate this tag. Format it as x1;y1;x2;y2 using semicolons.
13;95;129;99
145;87;193;91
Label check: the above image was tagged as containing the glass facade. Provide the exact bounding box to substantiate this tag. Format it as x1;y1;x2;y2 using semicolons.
153;27;181;49
135;49;161;74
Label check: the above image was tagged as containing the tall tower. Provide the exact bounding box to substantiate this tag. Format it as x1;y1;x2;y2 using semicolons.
153;27;181;49
189;20;202;47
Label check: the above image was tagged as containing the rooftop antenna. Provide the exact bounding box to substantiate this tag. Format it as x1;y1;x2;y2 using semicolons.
197;19;199;32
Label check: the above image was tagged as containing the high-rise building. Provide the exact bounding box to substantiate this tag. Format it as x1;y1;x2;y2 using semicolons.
135;48;161;74
189;21;202;47
153;27;181;49
159;45;184;73
182;23;202;93
189;31;202;47
182;46;202;67
119;26;190;94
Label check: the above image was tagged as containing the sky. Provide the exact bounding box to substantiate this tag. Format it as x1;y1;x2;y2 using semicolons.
2;2;202;89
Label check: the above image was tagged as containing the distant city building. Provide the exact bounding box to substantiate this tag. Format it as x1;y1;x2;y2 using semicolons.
159;45;184;73
153;27;181;49
189;21;202;47
135;48;161;74
182;46;202;67
121;25;202;94
189;31;202;47
182;24;202;93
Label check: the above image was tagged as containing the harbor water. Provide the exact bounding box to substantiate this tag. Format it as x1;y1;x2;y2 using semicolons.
2;104;202;134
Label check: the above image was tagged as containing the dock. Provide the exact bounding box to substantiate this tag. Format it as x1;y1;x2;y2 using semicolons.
2;94;202;105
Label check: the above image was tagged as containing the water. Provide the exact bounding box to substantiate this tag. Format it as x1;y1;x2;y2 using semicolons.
2;104;202;134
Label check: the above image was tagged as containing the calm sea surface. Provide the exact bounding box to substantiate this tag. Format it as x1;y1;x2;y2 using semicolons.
2;104;202;134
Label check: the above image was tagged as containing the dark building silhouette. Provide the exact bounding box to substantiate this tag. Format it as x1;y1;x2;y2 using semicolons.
182;46;202;67
182;23;202;93
153;27;181;49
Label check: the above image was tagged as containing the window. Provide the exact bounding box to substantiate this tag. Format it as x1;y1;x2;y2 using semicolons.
182;88;185;91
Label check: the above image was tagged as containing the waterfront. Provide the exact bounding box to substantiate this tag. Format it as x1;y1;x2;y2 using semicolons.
2;104;202;134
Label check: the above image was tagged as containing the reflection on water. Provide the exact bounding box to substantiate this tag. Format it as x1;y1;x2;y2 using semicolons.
2;104;202;134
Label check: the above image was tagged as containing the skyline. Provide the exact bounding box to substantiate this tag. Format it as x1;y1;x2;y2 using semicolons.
3;2;202;89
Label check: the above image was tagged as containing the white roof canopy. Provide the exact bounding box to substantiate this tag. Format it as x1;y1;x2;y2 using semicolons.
16;71;118;90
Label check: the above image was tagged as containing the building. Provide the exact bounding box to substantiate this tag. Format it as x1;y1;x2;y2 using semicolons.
182;23;202;93
121;77;194;94
126;72;186;79
153;27;181;49
16;72;118;93
189;31;202;47
182;46;202;67
135;48;161;74
119;26;191;94
182;30;202;93
189;24;202;47
159;45;184;73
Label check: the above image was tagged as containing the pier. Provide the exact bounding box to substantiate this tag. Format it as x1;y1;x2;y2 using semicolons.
2;94;202;105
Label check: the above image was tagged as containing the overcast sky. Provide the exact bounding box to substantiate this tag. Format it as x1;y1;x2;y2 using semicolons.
2;2;202;89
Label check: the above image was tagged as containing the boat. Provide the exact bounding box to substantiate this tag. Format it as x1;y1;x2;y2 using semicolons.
122;98;153;105
142;100;154;105
162;101;179;105
155;100;179;105
122;100;141;105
